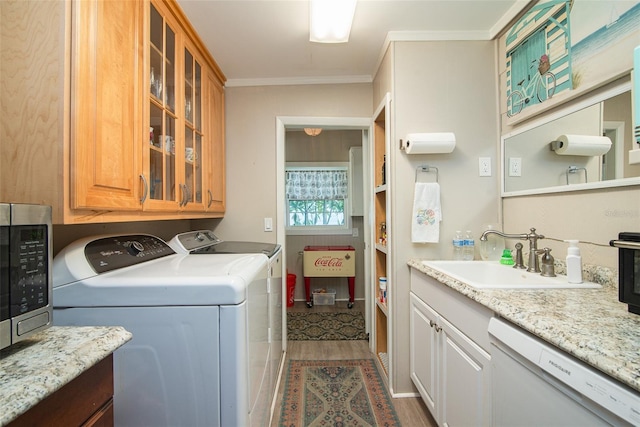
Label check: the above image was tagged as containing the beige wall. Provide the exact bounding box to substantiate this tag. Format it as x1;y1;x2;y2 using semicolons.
382;40;501;394
194;84;373;241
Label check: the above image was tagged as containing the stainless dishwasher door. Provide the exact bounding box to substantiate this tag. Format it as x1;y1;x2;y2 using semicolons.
489;318;640;426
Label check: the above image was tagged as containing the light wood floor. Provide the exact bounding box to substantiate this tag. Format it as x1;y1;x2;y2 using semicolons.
271;301;437;426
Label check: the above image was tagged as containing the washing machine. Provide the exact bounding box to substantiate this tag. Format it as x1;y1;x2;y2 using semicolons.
168;230;283;425
52;233;269;427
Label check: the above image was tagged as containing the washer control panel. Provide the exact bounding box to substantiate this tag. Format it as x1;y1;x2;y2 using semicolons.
170;230;221;253
84;234;175;273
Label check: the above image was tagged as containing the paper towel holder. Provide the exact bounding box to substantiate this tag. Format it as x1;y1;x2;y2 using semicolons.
399;132;456;154
549;134;612;156
550;140;563;151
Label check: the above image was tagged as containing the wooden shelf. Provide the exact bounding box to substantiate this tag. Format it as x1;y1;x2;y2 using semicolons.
375;184;387;193
372;97;389;380
376;299;388;316
375;243;387;254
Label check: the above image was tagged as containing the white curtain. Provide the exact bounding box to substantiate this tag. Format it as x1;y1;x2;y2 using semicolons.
286;169;348;200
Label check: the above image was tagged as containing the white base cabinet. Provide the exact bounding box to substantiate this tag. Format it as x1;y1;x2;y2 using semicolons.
410;268;493;427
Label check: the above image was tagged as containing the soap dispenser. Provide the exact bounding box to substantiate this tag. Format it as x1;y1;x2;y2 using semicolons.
564;240;583;284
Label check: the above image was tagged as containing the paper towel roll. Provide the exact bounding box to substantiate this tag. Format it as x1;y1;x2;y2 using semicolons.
404;132;456;154
553;134;612;156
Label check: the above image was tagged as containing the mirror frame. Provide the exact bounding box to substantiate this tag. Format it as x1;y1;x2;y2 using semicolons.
501;78;640;197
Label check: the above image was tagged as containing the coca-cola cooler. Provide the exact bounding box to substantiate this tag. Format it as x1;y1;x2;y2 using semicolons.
303;246;355;308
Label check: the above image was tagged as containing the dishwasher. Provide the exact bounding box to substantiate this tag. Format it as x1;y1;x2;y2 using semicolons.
489;318;640;426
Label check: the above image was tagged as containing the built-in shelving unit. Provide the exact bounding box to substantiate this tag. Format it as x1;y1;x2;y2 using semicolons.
373;98;389;376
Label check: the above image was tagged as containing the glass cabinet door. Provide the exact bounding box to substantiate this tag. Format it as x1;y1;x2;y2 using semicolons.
148;3;176;203
183;47;204;208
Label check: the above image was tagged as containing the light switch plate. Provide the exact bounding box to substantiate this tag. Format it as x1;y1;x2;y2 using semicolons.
479;157;491;177
264;217;273;232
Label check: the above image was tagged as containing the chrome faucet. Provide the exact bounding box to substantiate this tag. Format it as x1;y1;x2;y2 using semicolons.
479;227;545;273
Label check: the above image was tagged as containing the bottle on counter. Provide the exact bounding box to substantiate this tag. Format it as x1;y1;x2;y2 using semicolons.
463;230;475;261
564;240;583;284
453;231;464;260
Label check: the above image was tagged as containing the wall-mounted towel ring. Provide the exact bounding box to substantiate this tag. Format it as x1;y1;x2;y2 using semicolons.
565;166;587;185
415;165;439;183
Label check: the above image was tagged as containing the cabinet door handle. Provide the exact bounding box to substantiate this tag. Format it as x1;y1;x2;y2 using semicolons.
180;184;190;207
434;325;442;333
207;190;213;208
429;320;436;328
140;174;148;204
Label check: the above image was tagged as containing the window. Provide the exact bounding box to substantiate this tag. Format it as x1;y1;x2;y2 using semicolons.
285;165;350;234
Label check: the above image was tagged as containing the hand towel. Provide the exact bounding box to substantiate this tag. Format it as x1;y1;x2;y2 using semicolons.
411;182;442;243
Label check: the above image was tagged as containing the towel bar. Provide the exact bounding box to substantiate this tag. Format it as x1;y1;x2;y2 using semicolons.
415;165;439;183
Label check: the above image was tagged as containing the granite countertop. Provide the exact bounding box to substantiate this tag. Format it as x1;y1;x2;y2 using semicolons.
408;259;640;393
0;326;132;426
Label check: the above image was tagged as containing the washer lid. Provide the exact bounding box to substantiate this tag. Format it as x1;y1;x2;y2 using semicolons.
191;241;281;258
53;253;268;307
168;230;280;258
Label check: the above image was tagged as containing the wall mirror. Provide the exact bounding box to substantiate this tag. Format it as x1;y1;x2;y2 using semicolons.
502;80;640;196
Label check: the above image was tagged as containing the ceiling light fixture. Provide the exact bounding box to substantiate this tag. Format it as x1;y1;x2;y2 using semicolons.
309;0;357;43
304;128;322;137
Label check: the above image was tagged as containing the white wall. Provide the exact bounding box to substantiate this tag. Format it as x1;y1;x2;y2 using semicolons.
381;40;501;394
194;84;373;241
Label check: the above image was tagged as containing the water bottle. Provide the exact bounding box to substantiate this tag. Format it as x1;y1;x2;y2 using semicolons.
453;231;464;260
463;230;475;261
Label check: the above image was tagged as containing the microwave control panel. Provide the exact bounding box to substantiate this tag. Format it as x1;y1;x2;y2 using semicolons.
10;224;49;316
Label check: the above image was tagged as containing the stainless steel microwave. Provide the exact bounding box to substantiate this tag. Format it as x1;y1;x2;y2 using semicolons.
0;203;53;350
610;232;640;315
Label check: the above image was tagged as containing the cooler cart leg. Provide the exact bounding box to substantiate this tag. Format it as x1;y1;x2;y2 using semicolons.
347;276;355;309
304;276;313;307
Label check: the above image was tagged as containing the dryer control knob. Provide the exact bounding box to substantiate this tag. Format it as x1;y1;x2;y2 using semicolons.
195;232;206;242
125;241;145;256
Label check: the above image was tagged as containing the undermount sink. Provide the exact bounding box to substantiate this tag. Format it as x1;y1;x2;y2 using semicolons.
422;260;601;289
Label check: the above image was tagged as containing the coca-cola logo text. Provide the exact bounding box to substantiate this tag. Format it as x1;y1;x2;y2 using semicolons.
314;256;344;268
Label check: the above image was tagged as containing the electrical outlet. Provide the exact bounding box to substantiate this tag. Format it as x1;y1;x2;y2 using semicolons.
509;157;522;177
479;157;491;177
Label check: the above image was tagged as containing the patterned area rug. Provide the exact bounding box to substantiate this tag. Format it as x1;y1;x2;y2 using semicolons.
279;359;401;427
287;311;367;341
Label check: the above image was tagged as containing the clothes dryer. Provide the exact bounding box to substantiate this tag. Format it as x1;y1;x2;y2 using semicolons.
168;230;283;425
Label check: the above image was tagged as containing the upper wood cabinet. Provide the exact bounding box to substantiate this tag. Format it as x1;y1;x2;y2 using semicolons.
72;0;143;211
144;0;226;216
0;0;226;224
205;70;226;213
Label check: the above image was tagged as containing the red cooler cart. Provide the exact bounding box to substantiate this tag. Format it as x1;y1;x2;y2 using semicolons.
303;245;355;309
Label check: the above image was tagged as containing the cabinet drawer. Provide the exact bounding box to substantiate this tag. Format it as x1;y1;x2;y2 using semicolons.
9;355;114;427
